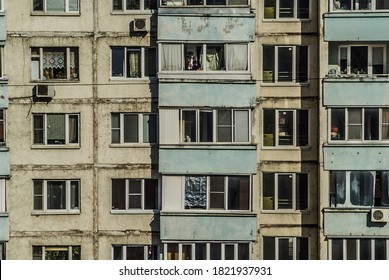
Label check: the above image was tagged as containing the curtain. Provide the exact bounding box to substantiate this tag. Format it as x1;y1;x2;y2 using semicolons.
47;114;65;144
161;44;182;71
234;110;249;142
227;44;248;71
68;115;78;144
127;51;140;77
43;50;65;69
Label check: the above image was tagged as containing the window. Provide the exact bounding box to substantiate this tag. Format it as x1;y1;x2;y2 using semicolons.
263;109;309;147
0;179;5;212
33;0;79;13
31;47;79;81
180;109;250;143
113;0;157;11
0;109;5;144
0;1;3;11
332;0;389;11
263;45;308;83
112;245;158;260
338;45;386;75
33;246;81;260
111;179;158;211
262;173;308;211
163;242;250;260
33;180;80;213
0;243;5;260
33;114;79;146
161;43;249;72
111;47;157;78
111;113;157;144
0;47;4;78
184;175;250;211
330;108;389;142
330;171;389;207
161;0;249;6
330;238;388;260
263;237;308;260
264;0;309;19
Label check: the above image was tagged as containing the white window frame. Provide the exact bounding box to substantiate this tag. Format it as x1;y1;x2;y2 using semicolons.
0;109;5;144
31;47;79;81
0;179;5;212
329;108;389;143
32;0;80;13
330;0;389;12
0;242;5;260
263;237;309;260
264;0;310;20
111;178;159;213
113;0;157;11
110;47;157;79
338;45;386;75
112;245;159;260
32;245;80;260
160;0;250;6
32;113;80;146
32;180;80;214
0;1;3;12
0;47;4;78
329;238;389;260
184;175;252;211
262;173;308;211
111;113;157;144
180;109;251;144
163;242;251;260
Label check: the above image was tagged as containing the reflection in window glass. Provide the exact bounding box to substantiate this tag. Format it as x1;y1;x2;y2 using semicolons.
185;176;207;209
331;239;343;260
350;171;374;206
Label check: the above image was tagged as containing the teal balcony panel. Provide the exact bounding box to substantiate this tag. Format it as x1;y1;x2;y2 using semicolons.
0;14;5;43
323;145;389;170
158;6;251;15
159;146;257;174
160;212;256;241
0;84;8;108
0;213;9;241
159;82;255;108
324;209;389;237
158;14;255;42
323;78;389;107
324;13;389;41
0;148;10;177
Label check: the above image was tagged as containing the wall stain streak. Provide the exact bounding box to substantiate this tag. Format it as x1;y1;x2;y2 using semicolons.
223;18;243;34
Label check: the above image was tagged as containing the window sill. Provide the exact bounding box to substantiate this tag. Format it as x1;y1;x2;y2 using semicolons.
111;210;160;215
110;143;158;148
30;12;81;17
32;211;80;216
30;79;80;84
262;19;311;23
261;145;311;150
109;77;158;83
158;72;252;81
261;210;310;214
260;82;310;87
31;145;80;150
111;10;156;15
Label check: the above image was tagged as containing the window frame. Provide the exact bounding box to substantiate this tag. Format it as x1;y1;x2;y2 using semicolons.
32;113;80;147
32;179;81;214
0;46;4;78
0;179;5;213
262;173;308;212
330;0;389;12
111;112;157;145
160;0;250;7
0;109;5;144
183;175;251;211
263;236;309;260
179;108;251;144
111;178;159;213
264;0;310;20
0;242;5;260
0;1;3;12
112;245;159;260
262;109;309;148
113;0;157;12
329;238;389;260
32;245;81;260
32;0;80;14
110;47;157;79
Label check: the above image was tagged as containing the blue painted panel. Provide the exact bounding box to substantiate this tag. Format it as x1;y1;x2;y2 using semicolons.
0;15;5;43
158;15;255;42
323;79;389;106
159;146;257;174
323;145;389;170
159;83;255;107
0;84;8;108
160;213;256;241
158;7;251;15
0;214;9;241
324;209;389;237
0;148;10;176
324;13;389;41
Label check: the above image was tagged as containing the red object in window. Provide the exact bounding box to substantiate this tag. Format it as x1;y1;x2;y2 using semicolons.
331;126;339;133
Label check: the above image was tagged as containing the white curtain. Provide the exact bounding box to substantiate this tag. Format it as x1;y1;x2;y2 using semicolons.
227;44;248;71
161;44;182;71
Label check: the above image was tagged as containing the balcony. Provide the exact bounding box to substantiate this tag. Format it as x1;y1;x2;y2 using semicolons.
0;147;9;177
324;208;389;237
159;145;257;174
159;0;250;15
160;211;256;241
0;82;8;108
324;13;389;41
0;213;9;241
0;12;5;43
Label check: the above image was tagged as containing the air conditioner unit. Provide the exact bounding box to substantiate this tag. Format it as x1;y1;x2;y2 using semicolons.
134;18;150;32
35;84;55;98
371;208;389;222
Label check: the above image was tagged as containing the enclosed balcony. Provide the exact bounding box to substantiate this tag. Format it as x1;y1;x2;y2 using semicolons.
0;213;8;241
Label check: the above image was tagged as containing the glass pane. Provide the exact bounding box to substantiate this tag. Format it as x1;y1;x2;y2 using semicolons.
351;46;368;74
128;180;142;209
226;44;248;71
357;0;372;10
331;109;345;140
206;45;224;71
297;110;308;146
43;48;66;79
375;239;387;260
263;110;275;146
68;115;78;144
69;48;79;80
47;181;66;209
47;0;65;12
195;243;206;260
279;0;294;18
278;238;293;260
185;176;207;209
296;46;308;82
33;246;43;260
127;0;140;9
278;47;293;81
210;176;225;209
161;44;183;71
127;49;141;78
182;245;192;260
111;114;120;144
364;109;379;140
33;115;44;144
113;246;123;260
145;0;157;9
112;48;124;77
350;171;374;206
69;0;79;11
296;174;308;210
373;47;384;74
335;0;351;10
126;246;144;260
296;238;308;260
143;114;157;143
263;173;275;210
182;111;196;142
278;175;293;209
217;110;232;142
347;239;357;260
263;46;275;82
298;0;309;19
340;47;348;74
360;239;371;260
376;0;389;9
47;114;65;144
33;0;44;11
333;171;346;206
225;244;235;260
263;237;275;260
0;110;4;143
70;181;79;209
382;109;389;140
228;176;249;210
112;179;126;210
167;244;179;260
145;48;157;76
381;171;389;206
234;110;249;142
144;179;158;210
45;248;69;260
33;180;43;210
331;239;343;260
238;243;250;260
199;111;213;142
278;111;293;146
264;0;276;19
124;114;138;143
210;243;221;260
348;109;362;140
185;45;202;70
